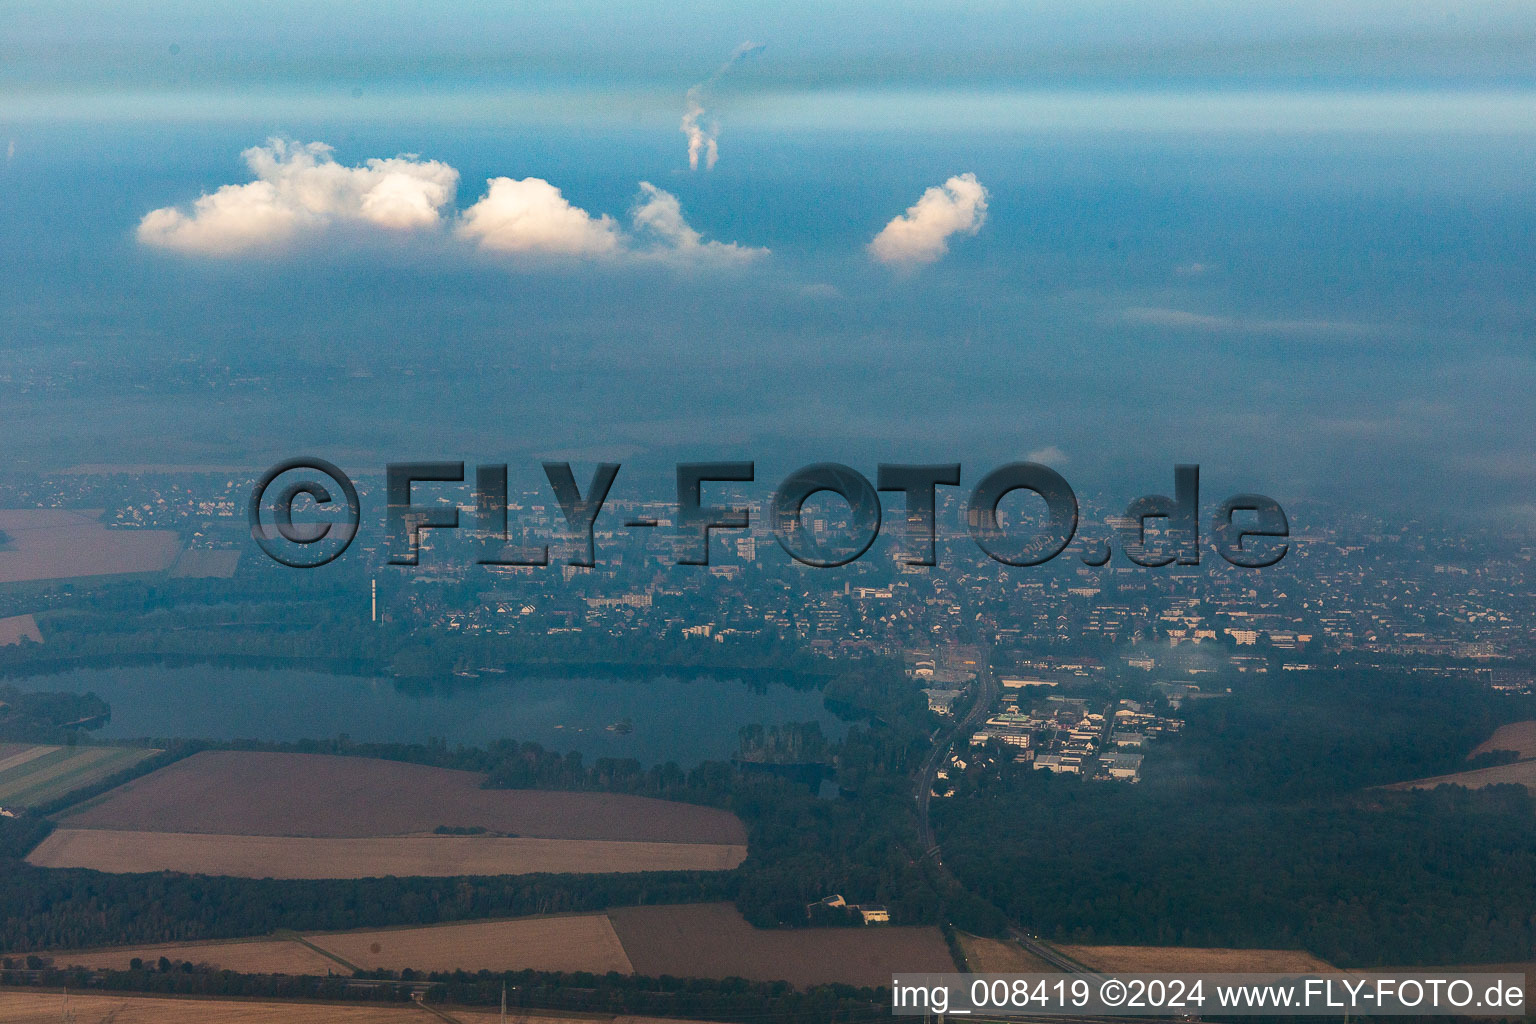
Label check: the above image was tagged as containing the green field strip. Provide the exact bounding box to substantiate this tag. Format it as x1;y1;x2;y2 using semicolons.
0;744;59;775
23;746;158;807
0;746;83;802
18;747;159;807
0;747;155;807
0;747;121;805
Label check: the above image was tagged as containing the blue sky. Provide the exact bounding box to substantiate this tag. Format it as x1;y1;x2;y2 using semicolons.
10;0;1536;103
2;1;1534;525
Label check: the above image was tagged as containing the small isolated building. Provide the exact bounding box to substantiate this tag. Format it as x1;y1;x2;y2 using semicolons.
923;688;964;715
1100;750;1145;780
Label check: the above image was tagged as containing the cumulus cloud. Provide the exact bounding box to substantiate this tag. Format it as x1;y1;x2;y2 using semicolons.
630;182;765;265
139;139;764;269
136;139;458;255
681;41;764;171
456;178;761;266
869;174;989;268
457;177;623;257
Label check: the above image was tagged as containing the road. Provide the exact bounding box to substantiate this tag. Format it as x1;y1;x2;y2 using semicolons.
915;653;997;853
913;654;1092;974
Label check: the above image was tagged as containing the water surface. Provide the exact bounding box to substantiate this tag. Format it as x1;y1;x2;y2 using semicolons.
21;664;845;766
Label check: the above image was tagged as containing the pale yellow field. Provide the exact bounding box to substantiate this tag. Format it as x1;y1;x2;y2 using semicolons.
0;991;449;1023
28;829;747;878
0;508;180;585
0;990;723;1024
308;914;634;975
1058;944;1336;972
955;933;1061;973
1387;760;1536;794
50;937;342;975
1472;721;1536;761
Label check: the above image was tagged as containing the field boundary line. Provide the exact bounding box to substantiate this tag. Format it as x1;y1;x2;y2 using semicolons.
0;745;58;775
411;993;465;1023
289;934;361;973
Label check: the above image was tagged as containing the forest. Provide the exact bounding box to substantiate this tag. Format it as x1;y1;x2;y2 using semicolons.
0;684;109;742
936;669;1536;966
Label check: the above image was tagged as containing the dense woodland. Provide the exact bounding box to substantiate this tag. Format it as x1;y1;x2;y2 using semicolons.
937;670;1536;966
0;684;109;743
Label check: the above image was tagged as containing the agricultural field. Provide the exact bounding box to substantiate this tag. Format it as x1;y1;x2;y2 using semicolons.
28;904;954;989
1471;720;1536;761
28;829;746;878
0;744;158;808
50;936;342;975
0;508;180;585
609;902;955;989
0;991;618;1023
307;914;634;974
1057;944;1337;972
0;613;43;646
60;750;746;843
38;751;746;878
169;548;242;578
954;933;1061;973
1386;760;1536;794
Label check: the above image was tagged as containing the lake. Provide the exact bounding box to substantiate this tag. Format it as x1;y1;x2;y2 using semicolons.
16;664;846;766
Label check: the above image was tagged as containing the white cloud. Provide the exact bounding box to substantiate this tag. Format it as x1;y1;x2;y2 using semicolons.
458;179;761;266
136;139;458;255
1026;445;1069;467
1121;306;1380;337
868;173;988;268
457;177;623;257
630;182;765;266
138;139;765;269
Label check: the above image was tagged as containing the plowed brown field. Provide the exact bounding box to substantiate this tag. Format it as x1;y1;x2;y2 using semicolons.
60;750;745;844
